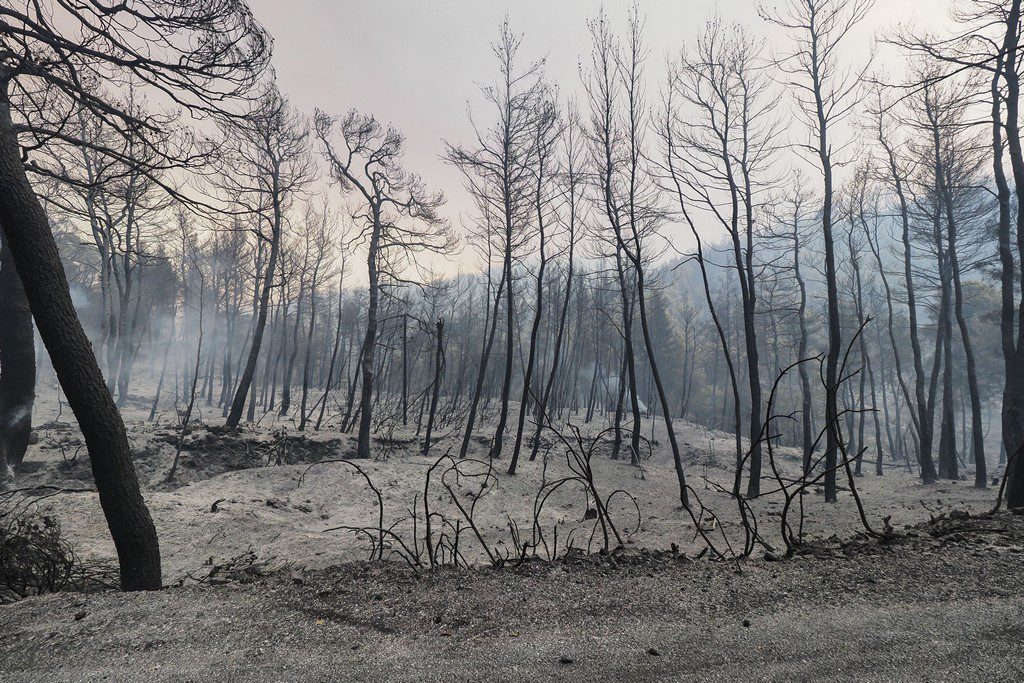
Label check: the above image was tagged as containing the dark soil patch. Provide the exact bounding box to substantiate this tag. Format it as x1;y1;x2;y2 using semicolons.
12;424;352;491
143;426;349;488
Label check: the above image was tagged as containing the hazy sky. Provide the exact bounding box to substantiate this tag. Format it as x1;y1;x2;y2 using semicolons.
246;0;956;266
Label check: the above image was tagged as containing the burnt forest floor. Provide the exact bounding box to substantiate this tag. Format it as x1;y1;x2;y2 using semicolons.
2;510;1023;682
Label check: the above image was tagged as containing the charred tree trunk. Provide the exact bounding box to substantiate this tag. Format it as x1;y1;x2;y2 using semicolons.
509;149;551;472
0;96;160;590
401;314;408;427
355;211;382;460
315;285;346;431
793;224;814;475
423;319;445;456
0;230;34;473
877;129;933;479
991;37;1023;505
489;234;515;460
613;250;643;466
280;267;306;417
459;266;506;459
225;209;281;429
298;251;324;431
941;171;986;487
530;251;576;462
818;122;842;504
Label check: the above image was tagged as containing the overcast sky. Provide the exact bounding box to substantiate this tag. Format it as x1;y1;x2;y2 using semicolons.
246;0;956;269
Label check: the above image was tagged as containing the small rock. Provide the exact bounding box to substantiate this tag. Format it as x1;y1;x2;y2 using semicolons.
74;611;86;621
742;619;751;628
558;656;574;665
647;647;661;656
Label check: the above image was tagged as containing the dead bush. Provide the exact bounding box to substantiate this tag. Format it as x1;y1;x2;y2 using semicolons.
1;496;116;603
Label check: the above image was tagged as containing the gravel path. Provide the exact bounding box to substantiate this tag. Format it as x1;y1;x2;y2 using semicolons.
2;513;1023;682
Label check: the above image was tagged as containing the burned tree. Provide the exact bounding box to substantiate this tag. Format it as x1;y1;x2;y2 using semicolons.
671;17;782;497
762;0;873;502
316;110;454;460
527;105;588;464
0;0;270;590
508;97;559;474
446;22;547;460
222;89;314;429
584;13;644;465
